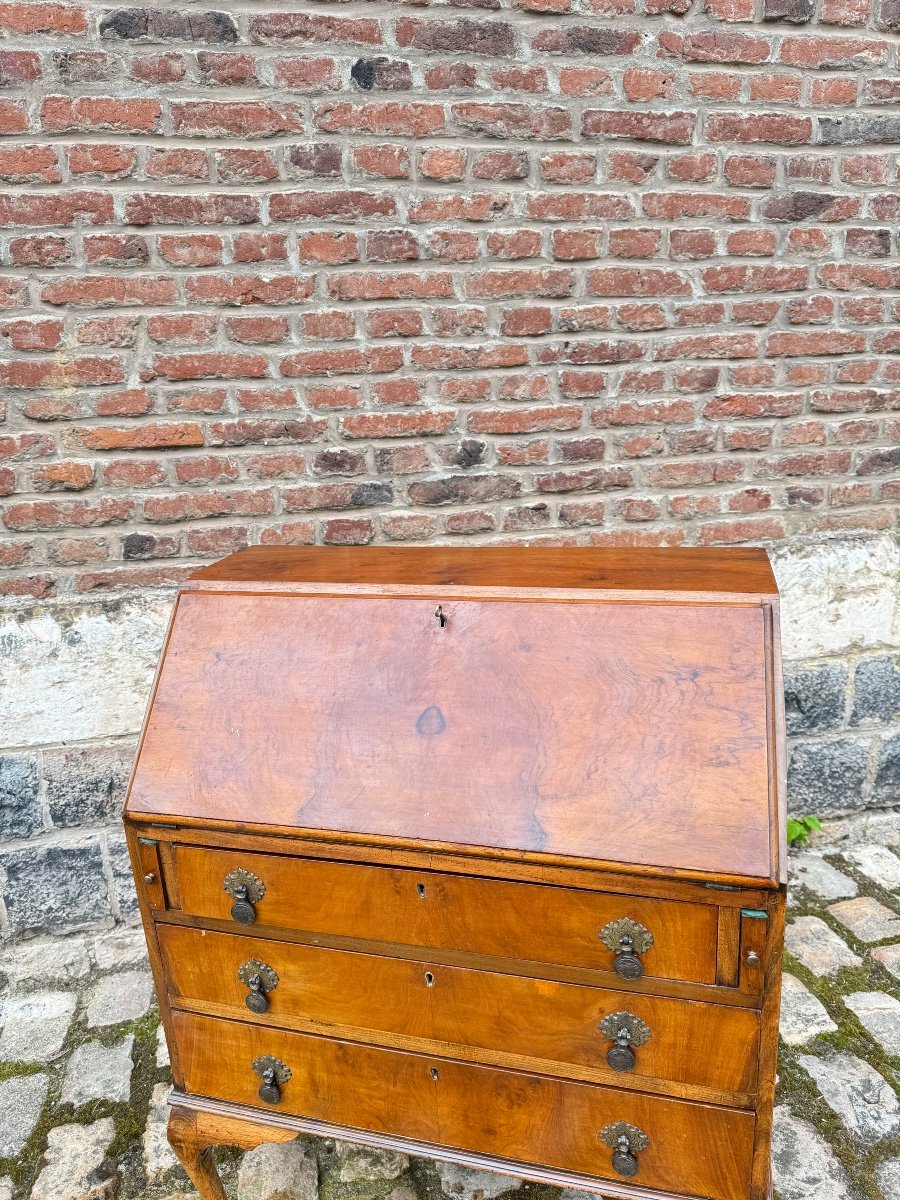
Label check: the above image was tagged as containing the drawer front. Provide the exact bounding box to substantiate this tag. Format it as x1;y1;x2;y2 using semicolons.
172;1011;755;1200
173;847;719;985
159;925;759;1096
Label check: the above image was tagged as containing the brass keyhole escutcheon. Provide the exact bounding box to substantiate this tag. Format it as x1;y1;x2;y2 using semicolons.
600;1123;649;1178
424;971;435;987
599;918;653;981
599;1011;651;1074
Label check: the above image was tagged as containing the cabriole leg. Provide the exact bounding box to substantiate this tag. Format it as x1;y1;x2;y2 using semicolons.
167;1104;300;1200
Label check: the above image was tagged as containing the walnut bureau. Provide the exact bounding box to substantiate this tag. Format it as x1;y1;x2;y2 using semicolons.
123;547;786;1200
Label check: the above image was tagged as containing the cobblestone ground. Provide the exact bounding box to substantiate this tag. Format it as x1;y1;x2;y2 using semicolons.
1;810;899;1200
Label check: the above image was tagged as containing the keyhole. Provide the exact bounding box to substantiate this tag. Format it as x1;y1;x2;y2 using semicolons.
424;971;435;987
430;1067;439;1081
434;605;447;627
417;883;426;897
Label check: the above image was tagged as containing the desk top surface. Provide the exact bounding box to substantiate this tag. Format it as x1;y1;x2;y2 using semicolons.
126;548;784;887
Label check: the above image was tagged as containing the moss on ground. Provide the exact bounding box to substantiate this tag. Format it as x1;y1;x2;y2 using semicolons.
777;842;900;1200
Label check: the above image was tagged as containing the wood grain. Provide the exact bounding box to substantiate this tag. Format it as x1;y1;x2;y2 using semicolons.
172;1010;756;1200
128;592;772;881
173;846;720;985
190;546;778;597
136;818;775;903
158;924;759;1096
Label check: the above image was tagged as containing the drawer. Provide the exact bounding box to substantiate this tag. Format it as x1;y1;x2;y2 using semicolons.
159;925;759;1097
172;1010;755;1200
173;847;719;985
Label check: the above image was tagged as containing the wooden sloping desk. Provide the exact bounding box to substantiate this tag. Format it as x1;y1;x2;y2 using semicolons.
124;547;785;1200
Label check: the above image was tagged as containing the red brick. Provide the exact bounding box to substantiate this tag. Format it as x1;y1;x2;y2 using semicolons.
698;518;785;544
216;149;277;184
452;102;569;140
587;267;690;297
4;497;133;531
750;74;802;104
172;101;302;138
468;406;581;434
321;518;374;545
352;145;410;179
126;193;259;226
130;53;184;84
185;275;315;306
274;57;341;90
706;112;812;144
0;145;59;183
147;314;216;346
0;318;62;350
623;67;675;101
341;411;456;439
582;110;695;144
270;190;395;221
281;347;403;377
659;31;771;64
0;3;86;33
250;13;381;46
0;191;112;227
234;234;288;264
780;36;887;69
199;52;258;86
72;423;204;452
42;96;159;133
317;102;444;137
158;235;222;267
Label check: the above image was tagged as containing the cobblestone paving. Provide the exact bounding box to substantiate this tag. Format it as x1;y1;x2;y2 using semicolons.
0;810;898;1200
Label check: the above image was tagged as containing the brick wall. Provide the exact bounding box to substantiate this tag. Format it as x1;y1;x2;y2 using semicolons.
0;1;898;595
1;1;900;940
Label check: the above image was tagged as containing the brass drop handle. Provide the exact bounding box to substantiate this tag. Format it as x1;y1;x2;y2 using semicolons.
600;1122;649;1178
253;1055;290;1106
231;884;255;924
238;959;280;1014
259;1067;279;1105
599;918;654;980
247;974;266;1011
600;1011;651;1073
613;1134;638;1176
224;868;266;925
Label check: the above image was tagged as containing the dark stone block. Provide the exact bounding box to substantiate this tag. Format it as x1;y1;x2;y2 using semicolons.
0;754;42;838
437;439;488;469
106;834;139;920
877;0;900;31
349;483;393;507
820;115;900;146
0;840;112;935
351;58;413;92
873;734;900;804
784;664;847;735
44;744;132;829
851;656;900;726
288;144;343;179
54;51;120;83
787;737;870;815
99;7;148;39
857;446;900;476
100;8;237;43
763;0;815;20
762;192;842;222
